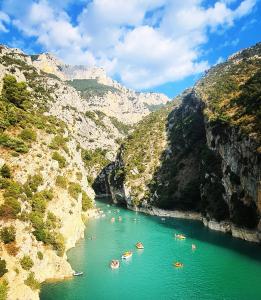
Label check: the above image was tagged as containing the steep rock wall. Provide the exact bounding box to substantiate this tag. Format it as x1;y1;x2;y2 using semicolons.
95;43;261;243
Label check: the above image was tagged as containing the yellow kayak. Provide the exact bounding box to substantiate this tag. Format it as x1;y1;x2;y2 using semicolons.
174;262;184;268
175;234;186;240
122;251;133;259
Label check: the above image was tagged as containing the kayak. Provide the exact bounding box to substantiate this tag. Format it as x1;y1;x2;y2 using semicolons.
73;271;84;276
122;251;133;259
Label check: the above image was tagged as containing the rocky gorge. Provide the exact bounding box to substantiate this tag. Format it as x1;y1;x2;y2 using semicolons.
94;43;261;243
0;41;260;300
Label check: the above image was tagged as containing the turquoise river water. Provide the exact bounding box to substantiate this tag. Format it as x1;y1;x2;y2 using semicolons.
41;200;261;300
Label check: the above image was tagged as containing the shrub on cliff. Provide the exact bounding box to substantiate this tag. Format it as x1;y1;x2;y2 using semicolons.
0;197;21;218
82;191;93;211
31;193;47;213
2;179;23;198
55;175;67;188
49;135;69;153
52;151;67;168
20;255;34;270
0;133;28;153
46;211;59;229
82;148;109;170
19;128;37;142
0;226;16;244
42;189;54;201
29;211;45;230
0;259;8;277
37;251;43;260
24;272;40;290
5;242;19;256
68;182;82;199
0;164;12;178
53;233;65;257
29;211;49;242
0;279;8;300
33;227;49;243
26;174;43;193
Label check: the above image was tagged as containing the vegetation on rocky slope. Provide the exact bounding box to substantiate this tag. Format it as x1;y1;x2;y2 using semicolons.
67;79;119;97
196;42;261;142
94;102;176;204
0;62;94;297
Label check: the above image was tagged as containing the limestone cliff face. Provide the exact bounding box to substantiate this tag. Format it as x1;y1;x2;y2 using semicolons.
95;43;261;243
0;128;96;300
0;45;104;300
31;52;170;125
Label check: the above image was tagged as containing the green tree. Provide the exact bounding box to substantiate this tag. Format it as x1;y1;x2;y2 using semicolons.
2;75;30;108
0;226;16;244
0;164;12;178
20;255;34;270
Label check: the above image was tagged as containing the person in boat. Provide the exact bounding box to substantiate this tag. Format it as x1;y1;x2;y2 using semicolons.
122;251;132;259
111;217;115;222
175;234;186;239
136;242;144;249
174;262;183;268
192;244;196;250
110;259;120;269
73;271;84;276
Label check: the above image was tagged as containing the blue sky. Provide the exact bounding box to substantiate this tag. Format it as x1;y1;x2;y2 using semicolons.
0;0;260;98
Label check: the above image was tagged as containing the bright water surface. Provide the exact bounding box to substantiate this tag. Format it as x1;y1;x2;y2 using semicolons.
41;200;261;300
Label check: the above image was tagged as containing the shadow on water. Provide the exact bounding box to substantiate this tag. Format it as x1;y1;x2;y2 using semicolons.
139;210;261;263
97;199;261;263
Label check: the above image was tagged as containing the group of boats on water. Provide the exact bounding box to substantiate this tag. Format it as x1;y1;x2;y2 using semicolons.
173;234;197;268
74;205;197;275
110;242;144;269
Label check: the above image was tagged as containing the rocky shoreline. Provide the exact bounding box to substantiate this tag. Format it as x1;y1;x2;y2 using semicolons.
1;208;102;300
128;205;260;243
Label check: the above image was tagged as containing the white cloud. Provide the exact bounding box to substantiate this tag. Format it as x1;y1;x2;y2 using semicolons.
0;11;10;32
0;0;257;89
114;26;209;88
10;0;93;65
234;0;256;18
